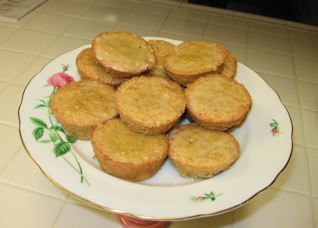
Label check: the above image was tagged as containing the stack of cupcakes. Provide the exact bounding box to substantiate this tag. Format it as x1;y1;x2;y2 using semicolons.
50;31;252;182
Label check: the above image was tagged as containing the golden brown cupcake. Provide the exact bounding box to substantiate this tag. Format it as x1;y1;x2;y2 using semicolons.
50;80;117;140
164;41;227;85
185;75;252;130
116;76;186;135
91;119;168;181
168;123;240;178
76;48;128;87
219;49;237;79
92;32;155;78
146;39;175;78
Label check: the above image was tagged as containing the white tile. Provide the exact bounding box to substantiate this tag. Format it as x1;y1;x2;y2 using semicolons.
249;21;289;37
0;81;7;92
259;72;299;107
155;0;183;6
0;148;67;199
40;36;89;58
170;7;210;22
14;56;52;85
44;0;92;16
162;16;207;38
0;124;20;171
205;23;247;46
0;7;41;28
249;31;291;55
289;29;318;43
313;198;318;226
287;20;318;31
0;25;17;42
184;2;233;16
114;24;158;37
302;110;318;148
247;48;295;77
298;81;318;111
233;188;314;228
307;147;318;197
121;10;167;30
24;13;76;34
285;106;305;145
209;14;248;29
63;18;116;40
0;50;35;82
54;202;120;228
291;38;318;60
158;31;201;41
81;3;129;23
94;0;136;9
0;84;25;126
133;2;172;15
294;57;318;83
273;145;311;194
222;42;247;64
0;182;65;228
0;29;58;55
170;212;233;228
235;11;287;26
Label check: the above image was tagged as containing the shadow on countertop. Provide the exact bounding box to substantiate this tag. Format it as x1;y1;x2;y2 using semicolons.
189;0;318;27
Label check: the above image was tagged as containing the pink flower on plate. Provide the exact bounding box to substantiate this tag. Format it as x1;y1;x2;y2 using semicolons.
194;196;206;201
48;72;75;88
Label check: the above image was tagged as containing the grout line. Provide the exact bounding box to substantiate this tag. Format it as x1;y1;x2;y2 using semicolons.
271;185;312;198
116;20;160;32
0;179;68;201
207;19;250;31
292;54;318;62
0;45;55;58
246;67;295;80
287;31;318;45
245;20;251;64
292;142;309;148
249;45;293;57
288;28;317;228
0;178;68;201
144;0;182;8
51;195;70;228
250;27;289;38
304;144;318;151
0;120;19;128
255;71;296;80
0;46;40;57
0;148;20;175
249;45;292;56
0;122;18;129
296;78;318;86
155;7;173;36
0;82;10;96
181;1;234;16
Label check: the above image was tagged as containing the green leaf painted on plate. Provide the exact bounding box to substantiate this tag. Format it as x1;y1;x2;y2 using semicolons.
50;125;65;133
38;139;51;144
32;127;44;140
30;117;47;129
66;134;77;143
35;104;47;109
54;141;71;157
50;132;59;142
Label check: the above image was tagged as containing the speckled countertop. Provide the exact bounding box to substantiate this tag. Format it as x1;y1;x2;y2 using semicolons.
0;0;317;227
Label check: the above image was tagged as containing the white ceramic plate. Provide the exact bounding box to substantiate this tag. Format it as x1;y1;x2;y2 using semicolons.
19;38;292;221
